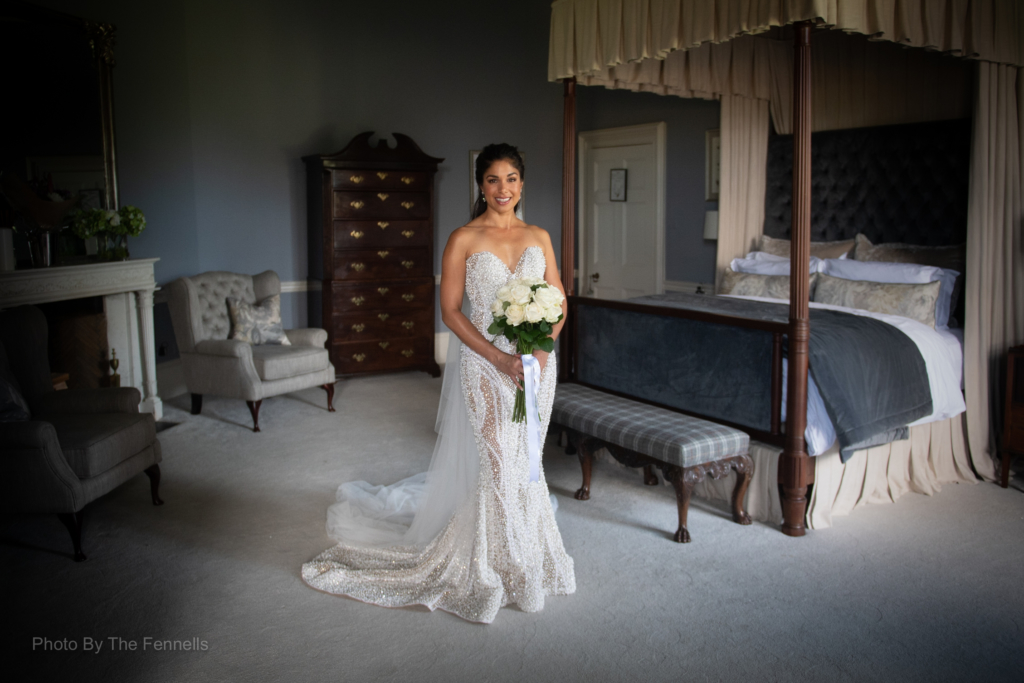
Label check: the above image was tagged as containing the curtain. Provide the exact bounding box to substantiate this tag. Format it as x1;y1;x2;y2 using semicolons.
715;94;770;291
964;62;1024;481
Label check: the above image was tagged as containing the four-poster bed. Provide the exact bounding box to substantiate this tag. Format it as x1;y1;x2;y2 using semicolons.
550;0;1023;535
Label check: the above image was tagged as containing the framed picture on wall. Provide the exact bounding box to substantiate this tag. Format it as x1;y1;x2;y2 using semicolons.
469;150;525;220
705;129;721;201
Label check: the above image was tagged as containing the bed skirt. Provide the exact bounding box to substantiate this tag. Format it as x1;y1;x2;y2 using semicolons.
688;415;978;529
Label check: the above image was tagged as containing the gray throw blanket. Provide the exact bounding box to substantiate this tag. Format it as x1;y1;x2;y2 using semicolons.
630;294;933;460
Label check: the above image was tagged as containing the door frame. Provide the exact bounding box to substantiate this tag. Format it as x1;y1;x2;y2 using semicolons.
577;122;667;297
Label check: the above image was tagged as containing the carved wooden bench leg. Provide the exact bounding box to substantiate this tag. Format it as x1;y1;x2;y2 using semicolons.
144;464;164;506
731;454;753;525
661;464;694;543
642;464;658;486
322;383;336;412
57;511;86;562
575;437;594;501
246;400;262;432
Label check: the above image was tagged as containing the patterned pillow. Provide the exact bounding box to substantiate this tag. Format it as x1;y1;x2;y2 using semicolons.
761;234;855;260
719;271;819;300
227;295;291;345
813;274;941;328
852;234;966;273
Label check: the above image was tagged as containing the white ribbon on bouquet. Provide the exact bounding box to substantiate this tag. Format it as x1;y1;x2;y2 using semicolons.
521;353;542;483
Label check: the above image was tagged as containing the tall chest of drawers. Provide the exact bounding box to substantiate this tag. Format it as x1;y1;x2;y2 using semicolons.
306;132;442;378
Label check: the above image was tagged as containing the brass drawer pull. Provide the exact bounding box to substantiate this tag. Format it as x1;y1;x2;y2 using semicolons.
376;172;388;180
352;353;366;362
402;293;415;302
378;313;390;321
351;296;366;306
350;230;364;239
377;193;389;201
401;176;415;185
401;201;415;210
402;321;415;330
377;250;390;259
379;341;390;350
351;262;365;272
351;323;365;333
401;230;415;239
401;349;415;358
377;287;389;295
350;200;364;209
349;174;364;184
401;260;415;269
377;221;389;229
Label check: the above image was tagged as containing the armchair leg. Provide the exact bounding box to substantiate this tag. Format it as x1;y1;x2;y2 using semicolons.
191;394;203;415
57;512;86;562
144;464;164;506
322;383;336;412
246;400;262;432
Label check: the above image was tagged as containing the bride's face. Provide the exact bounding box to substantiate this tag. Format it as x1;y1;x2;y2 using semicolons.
480;159;522;214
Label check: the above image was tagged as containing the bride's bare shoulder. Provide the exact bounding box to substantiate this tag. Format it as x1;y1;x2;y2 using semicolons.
525;224;555;246
444;225;482;256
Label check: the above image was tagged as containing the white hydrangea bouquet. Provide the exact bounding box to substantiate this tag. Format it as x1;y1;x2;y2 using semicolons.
487;276;565;423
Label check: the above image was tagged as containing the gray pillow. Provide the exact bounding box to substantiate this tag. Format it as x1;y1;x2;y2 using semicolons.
852;234;966;273
761;234;855;260
227;295;291;345
719;271;819;300
813;274;941;328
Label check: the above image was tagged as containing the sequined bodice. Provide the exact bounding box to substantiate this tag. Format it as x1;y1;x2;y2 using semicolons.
465;246;546;347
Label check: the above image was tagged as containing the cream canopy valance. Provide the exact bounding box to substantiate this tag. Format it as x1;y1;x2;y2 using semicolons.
549;0;1024;85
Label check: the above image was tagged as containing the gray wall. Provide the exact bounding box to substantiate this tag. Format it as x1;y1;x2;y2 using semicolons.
32;0;719;357
577;87;720;285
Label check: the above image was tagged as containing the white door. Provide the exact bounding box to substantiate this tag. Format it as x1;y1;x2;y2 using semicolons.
578;123;666;300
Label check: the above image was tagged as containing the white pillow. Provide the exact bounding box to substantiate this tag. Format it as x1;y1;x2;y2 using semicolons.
732;254;826;275
820;259;959;328
745;250;848;262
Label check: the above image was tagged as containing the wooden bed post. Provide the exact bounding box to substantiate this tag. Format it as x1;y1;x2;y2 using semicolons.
780;22;813;537
559;77;577;381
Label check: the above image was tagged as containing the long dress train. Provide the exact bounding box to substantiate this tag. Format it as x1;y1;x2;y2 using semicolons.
301;246;575;623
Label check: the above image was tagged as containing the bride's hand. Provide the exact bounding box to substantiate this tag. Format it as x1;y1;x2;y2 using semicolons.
495;352;524;390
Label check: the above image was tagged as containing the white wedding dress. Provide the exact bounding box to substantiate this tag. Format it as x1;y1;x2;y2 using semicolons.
302;246;576;623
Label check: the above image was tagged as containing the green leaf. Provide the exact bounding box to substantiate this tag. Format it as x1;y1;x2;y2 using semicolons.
538;338;555;352
487;322;501;335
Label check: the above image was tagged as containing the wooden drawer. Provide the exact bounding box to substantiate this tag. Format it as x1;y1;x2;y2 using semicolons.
332;169;430;191
332;336;434;374
333;309;432;342
330;279;433;313
333;247;430;280
333;190;430;220
333;220;430;249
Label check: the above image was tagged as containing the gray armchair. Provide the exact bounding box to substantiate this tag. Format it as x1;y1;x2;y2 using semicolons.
0;306;163;562
165;270;336;431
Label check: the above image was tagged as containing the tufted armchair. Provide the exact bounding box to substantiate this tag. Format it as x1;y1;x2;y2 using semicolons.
165;270;336;431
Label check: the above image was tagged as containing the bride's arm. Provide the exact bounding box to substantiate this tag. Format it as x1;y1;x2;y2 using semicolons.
440;228;524;388
532;228;568;372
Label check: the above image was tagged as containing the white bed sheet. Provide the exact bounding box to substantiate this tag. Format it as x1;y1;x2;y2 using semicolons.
723;295;966;456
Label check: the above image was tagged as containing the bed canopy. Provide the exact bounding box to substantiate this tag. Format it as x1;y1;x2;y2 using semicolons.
548;0;1024;535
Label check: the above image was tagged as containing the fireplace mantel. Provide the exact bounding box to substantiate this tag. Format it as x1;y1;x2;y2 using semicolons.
0;259;162;419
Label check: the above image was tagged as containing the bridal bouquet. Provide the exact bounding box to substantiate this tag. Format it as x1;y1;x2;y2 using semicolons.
488;277;565;423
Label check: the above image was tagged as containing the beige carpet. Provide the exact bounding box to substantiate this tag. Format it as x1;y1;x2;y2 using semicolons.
3;371;1023;682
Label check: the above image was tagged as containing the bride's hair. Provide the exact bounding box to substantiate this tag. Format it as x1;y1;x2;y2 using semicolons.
472;143;525;219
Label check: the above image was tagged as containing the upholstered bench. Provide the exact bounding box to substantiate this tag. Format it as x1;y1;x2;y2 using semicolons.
551;383;753;543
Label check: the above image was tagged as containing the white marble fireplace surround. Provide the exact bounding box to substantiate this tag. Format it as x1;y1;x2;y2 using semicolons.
0;258;162;420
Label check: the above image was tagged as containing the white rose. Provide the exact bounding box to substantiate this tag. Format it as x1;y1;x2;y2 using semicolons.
490;299;505;316
524;302;544;323
523;275;544;287
505;304;525;325
533;286;559;308
543;305;562;323
510;284;532;305
495;286;513;302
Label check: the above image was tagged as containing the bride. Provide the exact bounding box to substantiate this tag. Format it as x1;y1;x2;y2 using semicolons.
302;143;576;623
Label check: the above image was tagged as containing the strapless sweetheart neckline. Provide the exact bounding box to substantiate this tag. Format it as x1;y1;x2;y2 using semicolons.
467;245;544;275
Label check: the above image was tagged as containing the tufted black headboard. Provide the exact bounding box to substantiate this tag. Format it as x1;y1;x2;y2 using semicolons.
763;119;972;246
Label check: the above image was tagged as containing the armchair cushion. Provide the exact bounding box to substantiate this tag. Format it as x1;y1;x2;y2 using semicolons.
48;413;156;479
227;294;291;345
250;346;330;381
33;388;141;416
195;339;254;359
285;328;328;348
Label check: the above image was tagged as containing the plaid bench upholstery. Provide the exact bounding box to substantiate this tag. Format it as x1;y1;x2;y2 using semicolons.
552;383;749;468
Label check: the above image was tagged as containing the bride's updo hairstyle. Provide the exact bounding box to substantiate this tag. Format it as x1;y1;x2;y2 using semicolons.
472;143;525;219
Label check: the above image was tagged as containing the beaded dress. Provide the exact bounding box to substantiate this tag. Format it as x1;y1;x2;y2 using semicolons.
302;246;575;623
